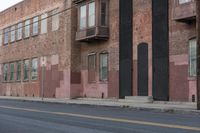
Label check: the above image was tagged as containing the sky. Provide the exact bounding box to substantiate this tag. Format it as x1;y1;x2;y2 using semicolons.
0;0;23;12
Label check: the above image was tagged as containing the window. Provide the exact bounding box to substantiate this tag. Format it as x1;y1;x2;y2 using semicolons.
79;2;96;29
101;1;107;26
189;38;197;77
10;63;15;81
80;5;87;29
3;64;9;82
41;13;48;34
4;28;9;45
17;23;22;40
31;58;38;80
10;26;16;43
24;20;30;38
88;2;95;27
0;30;2;46
52;9;59;31
88;54;96;83
99;53;108;81
33;16;39;35
16;61;21;81
24;59;29;81
179;0;191;4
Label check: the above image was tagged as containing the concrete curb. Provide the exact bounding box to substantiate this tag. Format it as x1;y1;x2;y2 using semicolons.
0;96;199;115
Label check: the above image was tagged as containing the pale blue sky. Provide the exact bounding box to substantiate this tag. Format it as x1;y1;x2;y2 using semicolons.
0;0;23;12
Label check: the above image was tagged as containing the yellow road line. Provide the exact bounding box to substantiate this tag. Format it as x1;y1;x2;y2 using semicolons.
0;105;200;131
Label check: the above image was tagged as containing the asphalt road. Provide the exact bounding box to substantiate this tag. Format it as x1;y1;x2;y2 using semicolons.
0;100;199;133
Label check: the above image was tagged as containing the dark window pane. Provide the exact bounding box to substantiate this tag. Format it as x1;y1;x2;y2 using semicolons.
16;62;21;81
10;63;14;81
88;54;96;83
24;60;29;80
101;2;107;26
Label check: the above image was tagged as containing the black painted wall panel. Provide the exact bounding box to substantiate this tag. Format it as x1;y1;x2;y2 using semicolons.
138;43;148;96
152;0;169;101
119;0;133;98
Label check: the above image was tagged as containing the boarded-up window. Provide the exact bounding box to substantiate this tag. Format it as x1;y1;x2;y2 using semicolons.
99;53;108;81
4;28;9;45
33;16;39;35
24;59;29;81
10;63;15;81
17;23;22;40
88;54;96;83
52;9;59;31
24;20;30;38
0;30;2;46
31;58;38;80
10;26;16;43
41;13;48;34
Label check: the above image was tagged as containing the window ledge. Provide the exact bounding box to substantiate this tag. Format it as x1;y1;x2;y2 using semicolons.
188;76;196;81
32;34;39;37
76;26;109;42
16;38;23;42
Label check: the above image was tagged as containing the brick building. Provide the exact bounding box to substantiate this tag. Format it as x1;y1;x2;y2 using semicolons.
0;0;197;102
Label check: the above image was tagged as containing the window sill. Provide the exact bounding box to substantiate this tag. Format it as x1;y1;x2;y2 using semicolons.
188;76;196;81
88;81;97;84
31;79;38;82
32;34;39;37
99;80;108;84
16;38;23;42
10;41;15;44
16;80;22;82
24;36;30;40
9;80;15;83
178;2;191;6
23;79;29;82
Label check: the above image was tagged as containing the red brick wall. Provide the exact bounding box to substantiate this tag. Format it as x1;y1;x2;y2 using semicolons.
169;0;196;102
133;0;152;96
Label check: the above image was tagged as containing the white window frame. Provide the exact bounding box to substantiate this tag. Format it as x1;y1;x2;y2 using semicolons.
24;19;30;38
41;13;48;34
32;16;39;35
52;9;60;31
17;23;23;40
10;25;16;43
80;5;87;29
88;2;96;27
4;28;9;45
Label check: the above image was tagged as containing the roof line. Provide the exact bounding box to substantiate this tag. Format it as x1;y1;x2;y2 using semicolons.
0;0;24;14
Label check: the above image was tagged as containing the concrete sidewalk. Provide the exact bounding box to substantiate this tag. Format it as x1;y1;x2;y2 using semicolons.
0;96;199;114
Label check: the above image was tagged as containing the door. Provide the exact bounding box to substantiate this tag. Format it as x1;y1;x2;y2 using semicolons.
138;43;148;96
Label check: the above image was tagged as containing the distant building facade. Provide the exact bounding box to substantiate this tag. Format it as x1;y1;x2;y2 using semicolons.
0;0;197;102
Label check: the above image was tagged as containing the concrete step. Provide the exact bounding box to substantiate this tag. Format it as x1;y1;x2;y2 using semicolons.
123;96;153;103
